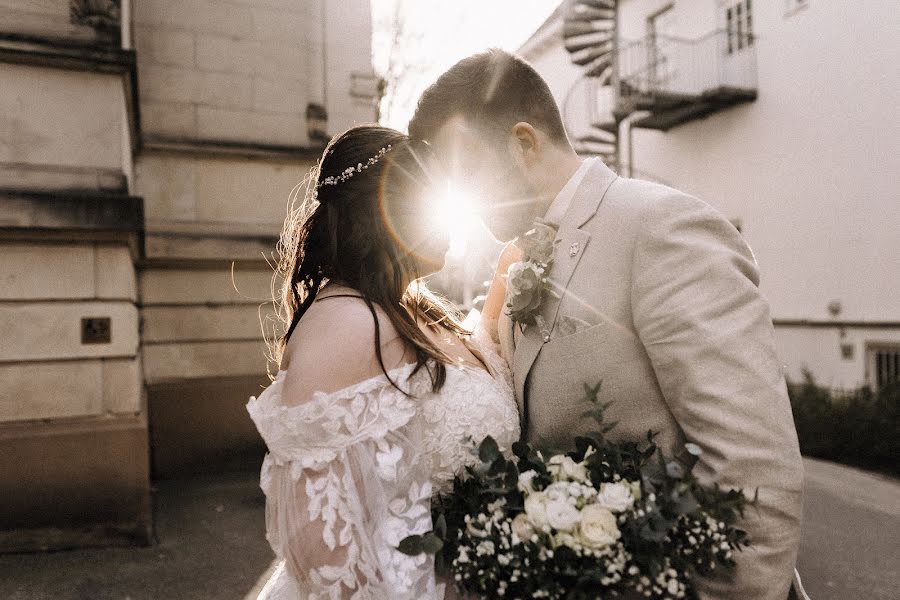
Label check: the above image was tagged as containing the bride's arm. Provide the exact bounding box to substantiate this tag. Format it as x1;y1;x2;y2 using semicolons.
479;242;523;344
249;298;440;599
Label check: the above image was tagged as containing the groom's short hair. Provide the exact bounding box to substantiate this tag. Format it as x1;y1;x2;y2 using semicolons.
408;49;569;148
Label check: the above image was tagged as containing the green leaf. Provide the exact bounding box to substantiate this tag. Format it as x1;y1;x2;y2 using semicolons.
434;514;447;539
666;461;686;479
479;436;500;463
397;534;424;556
512;441;530;459
673;490;701;515
422;532;444;554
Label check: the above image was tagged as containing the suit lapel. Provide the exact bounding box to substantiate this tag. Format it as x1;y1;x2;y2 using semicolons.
512;160;619;432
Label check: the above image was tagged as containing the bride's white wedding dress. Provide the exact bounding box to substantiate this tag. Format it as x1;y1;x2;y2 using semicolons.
246;324;519;599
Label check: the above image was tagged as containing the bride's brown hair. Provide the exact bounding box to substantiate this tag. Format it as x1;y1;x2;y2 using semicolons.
268;125;468;393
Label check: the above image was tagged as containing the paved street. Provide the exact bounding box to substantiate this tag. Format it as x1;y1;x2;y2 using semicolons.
795;459;900;599
0;458;897;599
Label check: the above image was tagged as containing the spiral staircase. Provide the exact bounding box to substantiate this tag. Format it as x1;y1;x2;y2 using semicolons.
561;0;759;173
562;0;620;169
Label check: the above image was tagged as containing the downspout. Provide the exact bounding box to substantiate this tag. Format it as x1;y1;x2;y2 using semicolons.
120;0;134;193
121;0;132;50
612;1;621;171
621;111;651;178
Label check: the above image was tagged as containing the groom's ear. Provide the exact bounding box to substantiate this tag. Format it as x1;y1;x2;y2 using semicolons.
510;122;539;163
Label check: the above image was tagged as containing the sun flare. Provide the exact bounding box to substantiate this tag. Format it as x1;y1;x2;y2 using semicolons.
433;184;480;258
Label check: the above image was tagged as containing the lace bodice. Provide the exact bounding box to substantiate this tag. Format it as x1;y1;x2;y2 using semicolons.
246;326;519;599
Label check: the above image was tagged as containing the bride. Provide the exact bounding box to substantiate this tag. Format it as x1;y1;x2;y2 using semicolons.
247;125;520;598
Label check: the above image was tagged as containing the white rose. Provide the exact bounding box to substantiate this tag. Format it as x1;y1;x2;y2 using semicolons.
559;456;588;482
545;500;581;532
518;469;538;494
544;481;570;501
524;492;549;529
578;504;621;548
511;513;535;541
596;482;635;513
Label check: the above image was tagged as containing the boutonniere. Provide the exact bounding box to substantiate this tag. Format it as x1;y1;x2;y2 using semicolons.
505;219;559;331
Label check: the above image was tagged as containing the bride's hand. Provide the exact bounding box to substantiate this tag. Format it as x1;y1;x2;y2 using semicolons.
481;242;524;328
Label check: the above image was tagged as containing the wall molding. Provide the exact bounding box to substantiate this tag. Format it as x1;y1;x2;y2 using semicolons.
774;319;900;330
141;134;326;162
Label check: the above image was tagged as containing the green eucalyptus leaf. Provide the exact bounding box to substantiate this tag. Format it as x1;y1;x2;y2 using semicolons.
422;532;444;554
479;436;500;463
397;534;424;556
435;513;447;539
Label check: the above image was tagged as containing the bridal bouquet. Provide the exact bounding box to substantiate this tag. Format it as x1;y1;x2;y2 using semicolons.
399;383;753;600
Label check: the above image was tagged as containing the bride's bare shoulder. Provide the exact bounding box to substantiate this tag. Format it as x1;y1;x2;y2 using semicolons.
279;295;412;406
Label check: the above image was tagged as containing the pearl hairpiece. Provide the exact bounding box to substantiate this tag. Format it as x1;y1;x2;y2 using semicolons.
317;144;393;189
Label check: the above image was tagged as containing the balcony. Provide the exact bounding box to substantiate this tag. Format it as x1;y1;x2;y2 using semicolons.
614;29;758;131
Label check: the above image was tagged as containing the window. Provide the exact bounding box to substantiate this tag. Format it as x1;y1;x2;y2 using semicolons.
725;0;754;54
867;344;900;391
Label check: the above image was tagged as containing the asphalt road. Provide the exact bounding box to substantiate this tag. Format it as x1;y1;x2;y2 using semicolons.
795;458;900;600
0;459;897;599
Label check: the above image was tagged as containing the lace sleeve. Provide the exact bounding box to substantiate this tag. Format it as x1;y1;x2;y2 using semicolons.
468;312;514;394
247;364;443;599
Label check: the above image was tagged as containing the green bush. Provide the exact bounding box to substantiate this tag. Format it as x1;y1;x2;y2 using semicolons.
787;371;900;476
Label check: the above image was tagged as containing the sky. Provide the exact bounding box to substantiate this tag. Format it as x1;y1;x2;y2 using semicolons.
371;0;560;130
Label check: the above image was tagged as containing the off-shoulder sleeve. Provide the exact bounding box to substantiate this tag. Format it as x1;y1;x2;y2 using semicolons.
246;364;443;599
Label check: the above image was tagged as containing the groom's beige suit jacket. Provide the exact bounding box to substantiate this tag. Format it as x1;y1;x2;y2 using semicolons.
498;160;804;600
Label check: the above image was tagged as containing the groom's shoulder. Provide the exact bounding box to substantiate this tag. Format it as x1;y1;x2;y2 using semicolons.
599;174;725;229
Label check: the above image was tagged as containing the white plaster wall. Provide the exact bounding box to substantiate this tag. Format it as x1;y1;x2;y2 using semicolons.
522;0;899;322
774;326;900;390
625;0;900;323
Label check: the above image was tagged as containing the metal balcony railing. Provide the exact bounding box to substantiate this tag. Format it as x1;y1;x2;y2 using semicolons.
617;29;758;102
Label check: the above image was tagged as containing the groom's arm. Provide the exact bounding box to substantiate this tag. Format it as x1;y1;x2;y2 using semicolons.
629;192;804;600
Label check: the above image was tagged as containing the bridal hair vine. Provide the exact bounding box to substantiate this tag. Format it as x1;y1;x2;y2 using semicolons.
317;144;393;189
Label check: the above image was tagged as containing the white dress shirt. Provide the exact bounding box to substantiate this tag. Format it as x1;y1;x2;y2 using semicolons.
542;156;599;226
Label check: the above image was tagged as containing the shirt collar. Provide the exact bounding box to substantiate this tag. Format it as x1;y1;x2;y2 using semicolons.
542;156;598;227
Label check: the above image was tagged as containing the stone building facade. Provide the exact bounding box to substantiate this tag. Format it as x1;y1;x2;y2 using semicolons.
0;0;378;551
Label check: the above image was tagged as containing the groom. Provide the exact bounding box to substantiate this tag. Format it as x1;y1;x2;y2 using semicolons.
409;50;806;599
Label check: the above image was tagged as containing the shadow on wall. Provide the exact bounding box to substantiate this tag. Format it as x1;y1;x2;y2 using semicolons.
148;375;270;480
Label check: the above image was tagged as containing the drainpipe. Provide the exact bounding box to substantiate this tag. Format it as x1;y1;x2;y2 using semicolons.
120;0;134;193
621;110;651;178
121;0;131;49
612;2;621;170
321;0;329;110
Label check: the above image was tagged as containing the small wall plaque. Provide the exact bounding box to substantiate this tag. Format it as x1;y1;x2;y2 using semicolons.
840;343;855;361
81;317;111;344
